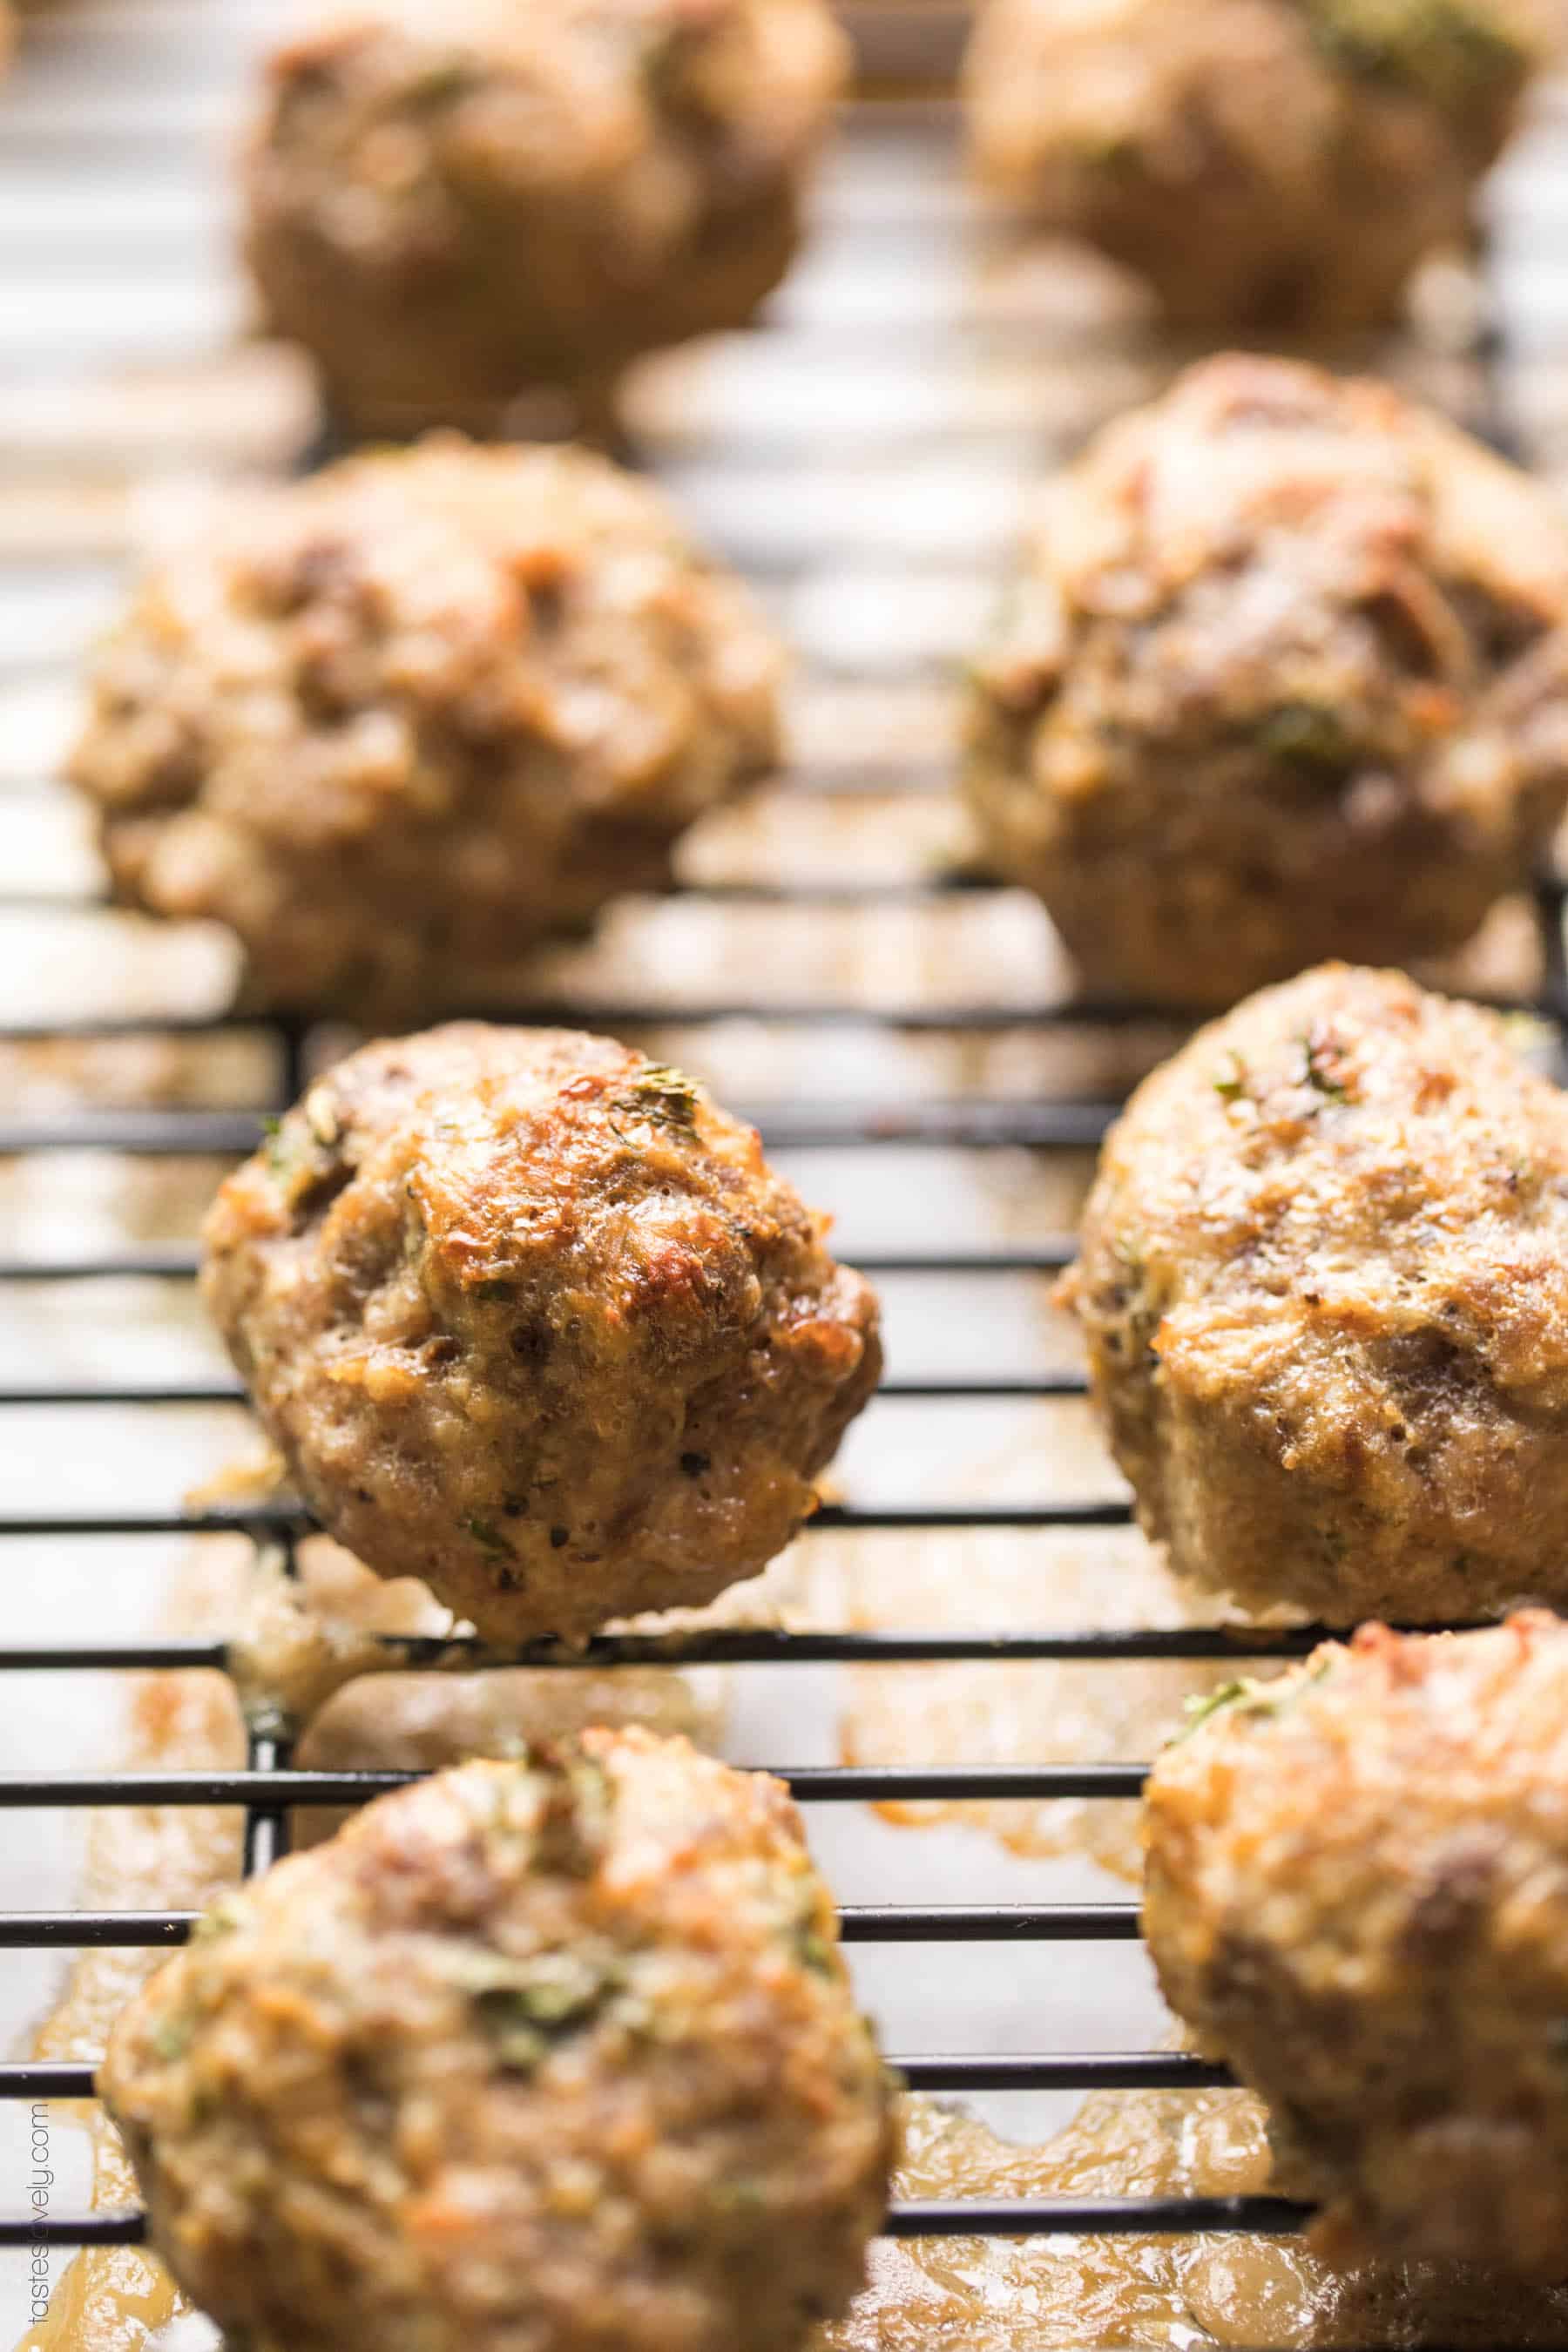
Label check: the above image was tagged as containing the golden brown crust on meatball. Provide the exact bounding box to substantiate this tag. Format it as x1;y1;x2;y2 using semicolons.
69;438;783;1022
100;1734;898;2352
201;1024;881;1641
241;0;848;435
964;356;1568;1010
1144;1612;1568;2274
1059;963;1568;1623
963;0;1542;333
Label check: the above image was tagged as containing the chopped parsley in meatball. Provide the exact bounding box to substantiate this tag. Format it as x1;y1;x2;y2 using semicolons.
964;0;1544;331
965;355;1568;1009
1145;1613;1568;2274
1060;962;1568;1621
101;1734;898;2352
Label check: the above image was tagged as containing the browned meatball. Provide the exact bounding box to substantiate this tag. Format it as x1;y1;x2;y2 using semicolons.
965;356;1568;1010
202;1024;881;1641
963;0;1543;333
100;1734;898;2352
68;438;783;1022
241;0;848;436
1144;1612;1568;2274
1059;963;1568;1623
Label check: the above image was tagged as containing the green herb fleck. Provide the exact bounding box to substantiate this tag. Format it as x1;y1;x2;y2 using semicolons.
1258;700;1358;779
467;1950;620;2072
1300;1031;1351;1103
404;56;477;105
191;1895;243;1946
1213;1052;1249;1105
152;2016;193;2062
463;1516;512;1557
1305;0;1526;111
260;1114;290;1179
613;1064;701;1136
1175;1655;1337;1745
796;1928;836;1977
713;2177;768;2213
1175;1680;1256;1743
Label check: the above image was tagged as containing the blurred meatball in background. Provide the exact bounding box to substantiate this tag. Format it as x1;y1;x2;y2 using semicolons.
1059;962;1568;1623
1144;1614;1568;2274
69;437;783;1023
963;0;1546;333
203;1024;881;1644
242;0;849;436
965;356;1568;1009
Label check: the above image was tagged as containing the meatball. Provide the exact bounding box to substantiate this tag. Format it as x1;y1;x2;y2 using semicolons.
100;1734;897;2352
963;0;1542;333
1058;963;1568;1623
241;0;848;436
69;437;783;1022
1144;1612;1568;2274
201;1023;881;1641
964;355;1568;1010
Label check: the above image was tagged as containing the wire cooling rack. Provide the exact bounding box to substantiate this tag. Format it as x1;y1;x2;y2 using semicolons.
2;0;1567;2319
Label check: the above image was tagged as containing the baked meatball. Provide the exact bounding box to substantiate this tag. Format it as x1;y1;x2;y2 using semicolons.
202;1024;881;1641
100;1734;897;2352
1059;962;1568;1623
241;0;848;436
963;0;1542;333
68;437;783;1022
964;355;1568;1010
1144;1612;1568;2274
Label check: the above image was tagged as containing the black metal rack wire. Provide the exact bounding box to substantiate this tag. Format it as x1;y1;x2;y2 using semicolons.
3;0;1568;2324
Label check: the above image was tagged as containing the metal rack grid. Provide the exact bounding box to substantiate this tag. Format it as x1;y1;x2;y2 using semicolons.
1;0;1565;2322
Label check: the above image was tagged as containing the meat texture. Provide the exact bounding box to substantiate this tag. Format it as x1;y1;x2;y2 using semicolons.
242;0;848;432
101;1734;897;2352
965;355;1568;1008
963;0;1544;331
201;1024;882;1641
1060;963;1568;1621
1145;1613;1568;2273
71;437;784;1021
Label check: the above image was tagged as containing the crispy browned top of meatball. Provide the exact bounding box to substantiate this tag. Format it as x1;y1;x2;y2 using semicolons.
966;355;1568;1008
1060;963;1568;1622
101;1733;897;2352
963;0;1544;331
202;1024;881;1641
242;0;848;432
69;437;783;1021
1145;1612;1568;2274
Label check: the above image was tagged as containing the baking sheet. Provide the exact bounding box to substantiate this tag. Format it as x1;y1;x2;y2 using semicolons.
3;1;1568;2342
